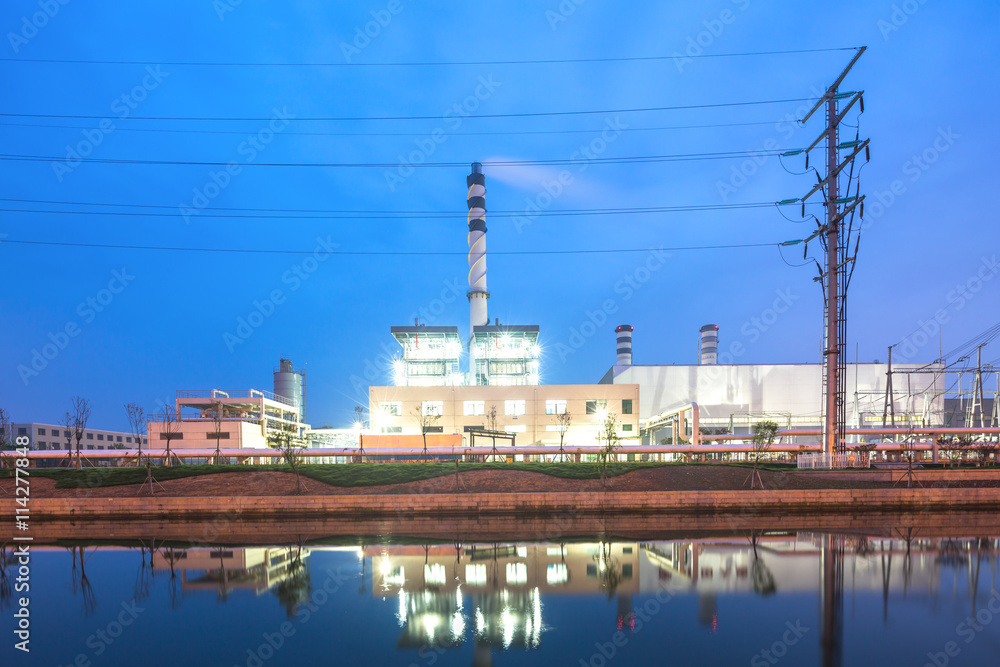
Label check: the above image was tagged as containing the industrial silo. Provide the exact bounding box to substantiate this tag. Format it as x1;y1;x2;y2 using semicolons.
273;357;305;421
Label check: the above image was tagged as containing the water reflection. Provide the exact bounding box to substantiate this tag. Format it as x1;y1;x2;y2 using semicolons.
6;529;1000;666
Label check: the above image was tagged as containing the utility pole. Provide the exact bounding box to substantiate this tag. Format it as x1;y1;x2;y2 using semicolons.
800;46;867;457
882;345;895;430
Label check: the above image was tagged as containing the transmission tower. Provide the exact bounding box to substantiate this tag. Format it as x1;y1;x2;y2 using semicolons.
798;47;868;456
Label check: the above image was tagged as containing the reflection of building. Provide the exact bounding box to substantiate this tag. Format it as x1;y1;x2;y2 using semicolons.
368;543;639;653
152;546;310;600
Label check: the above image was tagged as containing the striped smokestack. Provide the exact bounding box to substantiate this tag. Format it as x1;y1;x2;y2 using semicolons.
615;324;633;366
467;162;489;331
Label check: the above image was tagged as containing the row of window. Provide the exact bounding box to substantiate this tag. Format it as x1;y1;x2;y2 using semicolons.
380;398;633;418
383;423;633;434
32;427;144;443
36;442;121;450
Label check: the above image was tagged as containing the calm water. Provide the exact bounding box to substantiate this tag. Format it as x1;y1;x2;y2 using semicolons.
3;529;999;666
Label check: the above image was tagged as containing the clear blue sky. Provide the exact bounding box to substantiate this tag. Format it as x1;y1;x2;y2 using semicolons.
1;0;997;430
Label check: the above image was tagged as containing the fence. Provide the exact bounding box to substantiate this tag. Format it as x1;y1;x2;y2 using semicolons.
797;453;871;470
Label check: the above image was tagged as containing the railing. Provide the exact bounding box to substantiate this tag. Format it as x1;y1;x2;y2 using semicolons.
797;453;870;470
176;389;295;406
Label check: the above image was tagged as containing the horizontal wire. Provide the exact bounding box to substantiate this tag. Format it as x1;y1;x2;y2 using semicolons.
0;48;861;68
1;239;780;255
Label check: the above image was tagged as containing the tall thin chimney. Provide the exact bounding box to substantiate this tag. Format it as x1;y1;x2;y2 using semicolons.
615;324;634;366
699;324;719;364
467;162;489;332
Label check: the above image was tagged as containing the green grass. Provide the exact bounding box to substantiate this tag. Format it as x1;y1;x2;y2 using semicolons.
2;461;679;489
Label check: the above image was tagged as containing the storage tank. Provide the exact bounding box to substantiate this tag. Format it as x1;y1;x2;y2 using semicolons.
273;357;305;421
699;325;719;365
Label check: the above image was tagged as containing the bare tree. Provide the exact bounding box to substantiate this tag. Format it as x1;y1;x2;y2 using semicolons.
125;403;145;466
485;404;499;461
159;404;182;467
62;412;73;466
209;400;226;465
268;424;306;494
597;413;621;489
556;410;572;462
413;405;441;462
745;420;778;490
354;406;366;463
0;407;10;450
71;397;92;471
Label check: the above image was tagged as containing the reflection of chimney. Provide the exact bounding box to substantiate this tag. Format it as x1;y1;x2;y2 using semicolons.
615;325;634;366
698;592;718;627
467;162;489;332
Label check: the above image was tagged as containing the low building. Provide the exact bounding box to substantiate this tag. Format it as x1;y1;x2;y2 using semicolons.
368;383;639;449
7;421;145;451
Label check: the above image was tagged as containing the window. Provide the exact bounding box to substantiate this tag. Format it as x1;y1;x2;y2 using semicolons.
207;432;231;439
126;437;132;443
87;445;94;450
380;401;402;416
37;441;45;448
18;427;26;435
545;400;567;415
116;436;123;442
504;400;526;416
423;426;443;433
586;400;607;414
623;424;633;432
86;433;93;440
37;428;46;435
463;425;484;433
97;434;104;441
159;433;184;440
466;564;487;585
506;563;527;585
52;429;60;437
422;401;443;417
424;564;447;586
381;426;402;434
622;399;633;415
547;563;569;585
463;400;485;416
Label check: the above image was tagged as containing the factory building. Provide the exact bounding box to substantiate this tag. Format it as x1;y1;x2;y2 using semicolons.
600;324;946;443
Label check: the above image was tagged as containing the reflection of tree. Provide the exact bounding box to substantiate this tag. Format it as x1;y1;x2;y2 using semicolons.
748;531;777;597
69;546;97;616
274;544;312;617
0;544;13;610
163;547;183;609
596;542;623;600
134;539;155;603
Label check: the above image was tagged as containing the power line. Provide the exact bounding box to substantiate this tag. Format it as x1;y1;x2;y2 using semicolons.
0;119;787;137
0;147;800;169
0;97;819;123
0;199;811;220
1;238;781;256
0;48;861;68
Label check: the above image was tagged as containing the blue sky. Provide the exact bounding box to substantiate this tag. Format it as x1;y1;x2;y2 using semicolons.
1;0;998;430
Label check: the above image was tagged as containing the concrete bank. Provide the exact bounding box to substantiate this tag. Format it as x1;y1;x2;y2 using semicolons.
6;487;1000;522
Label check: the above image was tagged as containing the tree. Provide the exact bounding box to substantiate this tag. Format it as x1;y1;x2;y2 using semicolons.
125;402;145;466
0;407;12;470
745;420;778;490
973;440;999;467
413;405;441;462
597;413;621;489
62;412;73;466
208;400;226;465
71;396;92;471
556;410;572;462
268;424;307;494
159;404;183;467
354;406;366;463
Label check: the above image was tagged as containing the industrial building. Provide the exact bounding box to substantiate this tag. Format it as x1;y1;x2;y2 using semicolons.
600;324;947;444
6;422;145;451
